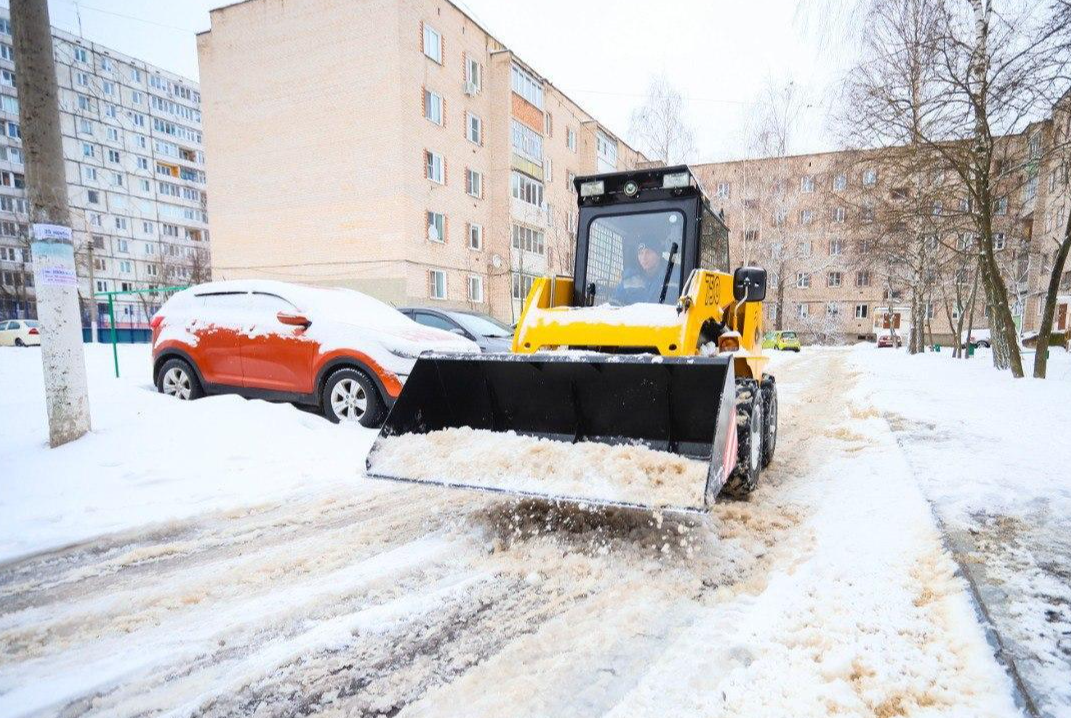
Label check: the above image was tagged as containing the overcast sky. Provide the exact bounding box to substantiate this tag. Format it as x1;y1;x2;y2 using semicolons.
17;0;857;162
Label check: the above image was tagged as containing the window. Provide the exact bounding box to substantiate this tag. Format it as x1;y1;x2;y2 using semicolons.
862;168;877;186
716;182;730;199
117;239;129;253
798;240;812;257
543;157;553;183
78;118;92;134
429;269;446;299
544;112;553;137
72;46;87;62
75;71;89;87
468;223;483;250
832;206;846;223
115;217;127;230
511;171;544;207
994;233;1006;251
426;211;445;243
567;128;577;152
932;201;943;215
422;23;442;63
83;166;97;181
855;304;869;319
799;209;813;225
773;209;787;227
82;142;95;158
744;229;760;243
162;223;179;237
796;303;809;318
596;130;617;172
78;94;92;111
957;233;973;251
120;260;132;273
512;224;545;254
826;303;840;318
855;271;871;287
105;104;116;118
131;68;141;83
511;63;543;108
132;90;143;105
103;81;115;96
0;69;14;87
100;56;113;71
796;272;811;288
466;169;482;198
1029;131;1042;159
87;190;100;204
0;95;16;116
6;120;19;138
133;113;146;128
995;196;1007;215
112;172;123;187
512;272;536;300
93;257;107;271
107;149;120;163
829;239;842;255
425;150;444;184
465;56;482;92
861;203;874;223
833;173;847;191
466;113;482;145
424;89;443;125
511;120;543;162
146;263;158;277
137;157;149;170
139;179;150;192
145;242;155;254
827;271;842;287
106;127;119;142
468;275;484;303
800;175;815;193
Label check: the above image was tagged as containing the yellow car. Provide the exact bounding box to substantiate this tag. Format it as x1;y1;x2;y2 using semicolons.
762;330;801;352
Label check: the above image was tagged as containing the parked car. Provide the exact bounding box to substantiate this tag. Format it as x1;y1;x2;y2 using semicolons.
876;332;902;348
399;307;514;352
0;319;40;347
151;280;478;426
761;330;801;352
960;328;991;349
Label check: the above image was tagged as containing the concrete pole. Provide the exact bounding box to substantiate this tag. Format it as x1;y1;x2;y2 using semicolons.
11;0;92;446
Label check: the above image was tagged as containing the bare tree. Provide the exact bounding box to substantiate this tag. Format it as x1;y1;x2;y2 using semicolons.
628;74;696;165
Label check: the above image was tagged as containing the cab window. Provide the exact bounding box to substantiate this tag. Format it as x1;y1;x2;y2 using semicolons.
697;204;729;273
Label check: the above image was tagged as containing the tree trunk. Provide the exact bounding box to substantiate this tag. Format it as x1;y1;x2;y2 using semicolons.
962;269;980;360
1033;205;1071;378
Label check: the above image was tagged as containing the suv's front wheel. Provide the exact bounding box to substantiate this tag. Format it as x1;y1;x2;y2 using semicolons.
322;367;386;427
156;358;204;401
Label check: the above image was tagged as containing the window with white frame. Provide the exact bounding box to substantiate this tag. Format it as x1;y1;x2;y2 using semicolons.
596;130;617;173
796;272;811;288
796;303;809;318
855;304;869;319
826;302;840;318
799;209;813;225
425;150;444;184
468;275;484;303
429;269;446;299
83;167;97;181
511;120;543;162
115;217;127;230
995;196;1008;215
424;89;443;125
800;175;815;193
855;270;871;287
833;173;847;191
994;232;1006;250
75;71;89;87
832;206;846;223
78;95;92;111
862;168;877;185
117;239;129;253
99;56;113;71
465;56;482;92
543;157;552;182
107;149;120;163
512;224;544;254
422;24;442;63
511;171;544;207
426;211;445;243
82;142;94;158
829;238;842;255
120;260;132;273
511;63;543;108
716;182;730;199
147;263;158;277
468;223;483;250
78;118;92;134
567;127;577;152
512;272;537;300
466;113;482;145
102;81;115;96
74;47;88;63
466;169;482;198
827;271;842;287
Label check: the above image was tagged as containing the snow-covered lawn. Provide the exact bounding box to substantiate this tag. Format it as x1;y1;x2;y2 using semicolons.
1;342;1060;716
850;344;1071;717
0;344;379;563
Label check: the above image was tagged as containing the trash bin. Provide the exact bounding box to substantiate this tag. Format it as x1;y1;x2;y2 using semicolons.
932;344;941;352
967;344;975;357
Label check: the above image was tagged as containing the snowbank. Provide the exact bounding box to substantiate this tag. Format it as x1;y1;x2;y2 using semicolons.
368;427;709;509
0;344;380;563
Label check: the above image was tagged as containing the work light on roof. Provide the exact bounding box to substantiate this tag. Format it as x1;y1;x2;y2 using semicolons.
580;180;605;197
662;172;691;189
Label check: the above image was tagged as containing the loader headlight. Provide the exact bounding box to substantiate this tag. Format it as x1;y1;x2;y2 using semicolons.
580;180;605;197
623;180;639;197
718;331;741;353
663;172;690;189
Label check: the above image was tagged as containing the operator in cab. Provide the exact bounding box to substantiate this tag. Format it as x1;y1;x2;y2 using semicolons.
612;236;680;305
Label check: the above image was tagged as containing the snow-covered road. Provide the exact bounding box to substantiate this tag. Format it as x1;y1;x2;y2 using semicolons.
0;346;1025;716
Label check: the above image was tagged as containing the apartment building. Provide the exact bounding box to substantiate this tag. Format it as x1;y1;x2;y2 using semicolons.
0;14;209;326
692;103;1071;343
198;0;644;322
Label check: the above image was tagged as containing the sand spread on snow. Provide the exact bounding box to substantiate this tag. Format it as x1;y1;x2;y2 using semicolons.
368;427;710;510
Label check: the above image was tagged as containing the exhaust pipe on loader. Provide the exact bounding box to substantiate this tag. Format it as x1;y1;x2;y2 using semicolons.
365;352;738;513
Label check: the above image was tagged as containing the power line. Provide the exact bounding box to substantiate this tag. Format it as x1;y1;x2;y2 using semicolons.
63;1;200;34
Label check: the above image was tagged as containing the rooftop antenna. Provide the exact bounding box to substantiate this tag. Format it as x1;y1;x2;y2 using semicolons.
74;0;83;37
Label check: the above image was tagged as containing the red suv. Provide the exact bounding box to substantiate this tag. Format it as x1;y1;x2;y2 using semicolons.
151;280;477;426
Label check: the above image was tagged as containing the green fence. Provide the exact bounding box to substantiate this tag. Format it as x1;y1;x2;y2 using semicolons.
93;285;188;378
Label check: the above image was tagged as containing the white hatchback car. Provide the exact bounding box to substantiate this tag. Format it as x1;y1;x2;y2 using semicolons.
0;319;40;347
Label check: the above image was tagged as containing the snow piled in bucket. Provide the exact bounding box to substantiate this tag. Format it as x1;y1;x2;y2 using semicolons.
369;427;709;510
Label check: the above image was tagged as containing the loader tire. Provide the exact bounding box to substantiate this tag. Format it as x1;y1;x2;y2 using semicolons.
760;374;777;468
721;378;762;499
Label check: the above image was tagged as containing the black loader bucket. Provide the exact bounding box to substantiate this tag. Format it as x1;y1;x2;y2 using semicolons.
365;353;737;513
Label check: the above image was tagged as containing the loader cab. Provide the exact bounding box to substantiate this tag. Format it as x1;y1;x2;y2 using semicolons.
572;165;729;308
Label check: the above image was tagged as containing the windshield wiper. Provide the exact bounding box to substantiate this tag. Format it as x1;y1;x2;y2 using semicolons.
658;242;680;304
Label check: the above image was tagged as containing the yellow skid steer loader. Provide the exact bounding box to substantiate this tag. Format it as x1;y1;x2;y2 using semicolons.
366;166;777;513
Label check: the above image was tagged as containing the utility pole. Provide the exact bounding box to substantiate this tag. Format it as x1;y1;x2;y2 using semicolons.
11;0;92;447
